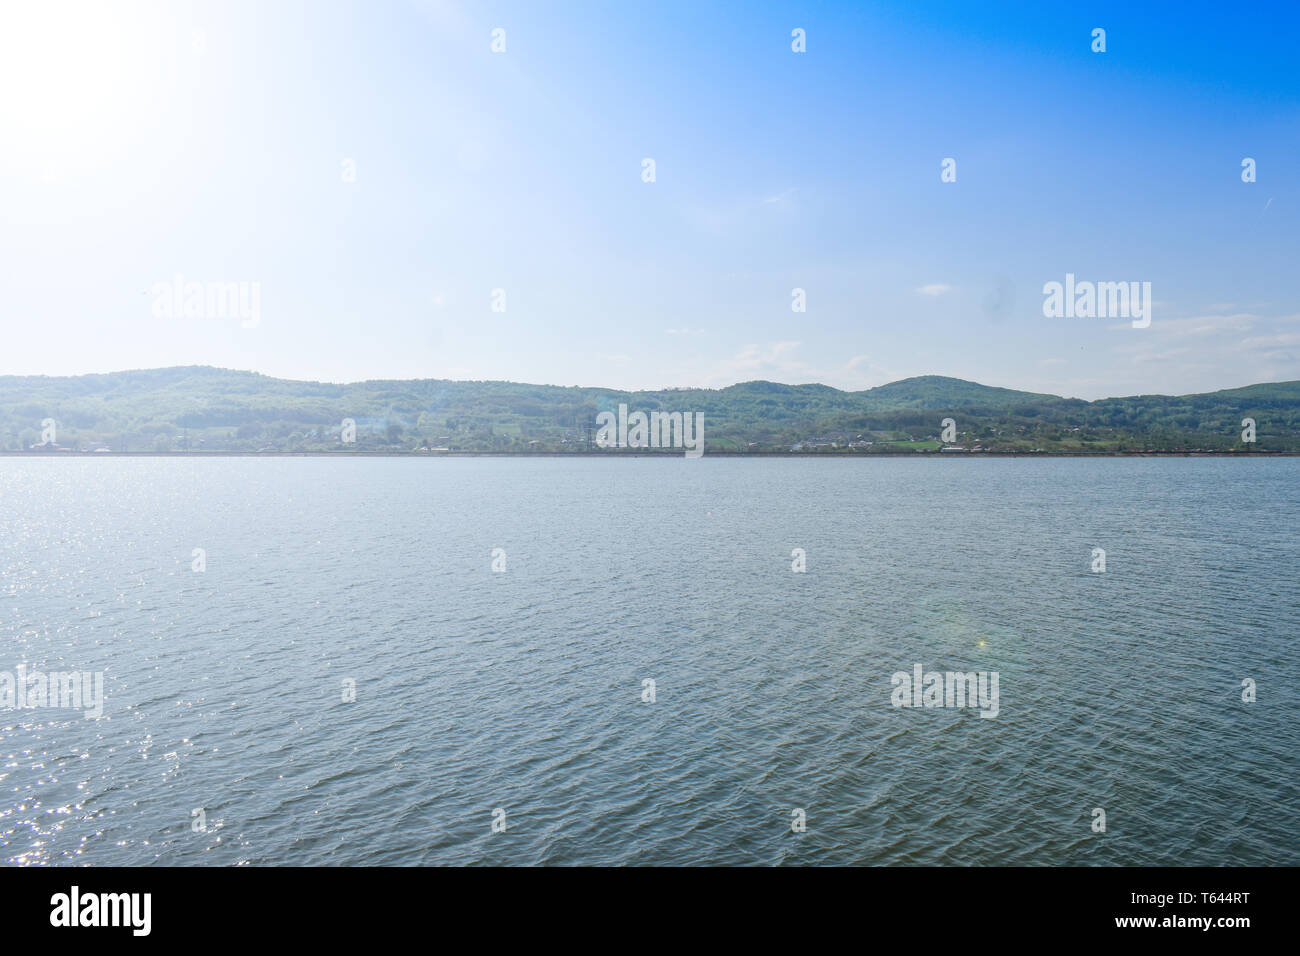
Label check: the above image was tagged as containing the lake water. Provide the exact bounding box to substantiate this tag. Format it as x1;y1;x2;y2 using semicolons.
1;457;1296;865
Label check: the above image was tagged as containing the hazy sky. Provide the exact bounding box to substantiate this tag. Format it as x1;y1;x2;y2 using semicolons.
1;0;1298;399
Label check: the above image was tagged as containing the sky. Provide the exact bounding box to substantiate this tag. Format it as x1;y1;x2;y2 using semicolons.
1;0;1298;400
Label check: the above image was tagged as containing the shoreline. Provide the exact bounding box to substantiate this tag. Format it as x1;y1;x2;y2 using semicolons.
1;450;1292;459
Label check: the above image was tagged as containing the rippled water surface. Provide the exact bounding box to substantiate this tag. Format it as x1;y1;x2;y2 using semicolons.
1;457;1296;865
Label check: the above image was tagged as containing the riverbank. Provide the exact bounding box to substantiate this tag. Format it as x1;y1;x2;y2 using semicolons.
2;449;1293;458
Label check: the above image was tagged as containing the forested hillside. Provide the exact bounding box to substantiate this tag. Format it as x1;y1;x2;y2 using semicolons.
2;367;1296;453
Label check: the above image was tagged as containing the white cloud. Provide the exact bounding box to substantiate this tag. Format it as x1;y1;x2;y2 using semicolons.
916;283;951;297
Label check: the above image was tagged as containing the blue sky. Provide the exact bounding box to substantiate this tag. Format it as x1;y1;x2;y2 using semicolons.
1;0;1297;399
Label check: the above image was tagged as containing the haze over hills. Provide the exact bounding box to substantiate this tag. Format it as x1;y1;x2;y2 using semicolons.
2;366;1297;453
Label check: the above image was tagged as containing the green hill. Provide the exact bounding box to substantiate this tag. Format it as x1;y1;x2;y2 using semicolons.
855;375;1063;409
1;367;1295;453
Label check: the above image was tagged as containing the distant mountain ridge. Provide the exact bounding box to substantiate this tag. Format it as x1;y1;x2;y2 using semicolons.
2;366;1297;453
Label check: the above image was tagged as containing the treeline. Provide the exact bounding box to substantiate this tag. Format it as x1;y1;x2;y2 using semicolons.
1;366;1297;453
